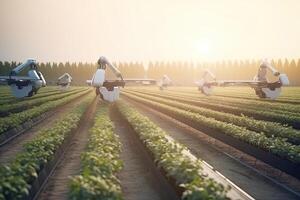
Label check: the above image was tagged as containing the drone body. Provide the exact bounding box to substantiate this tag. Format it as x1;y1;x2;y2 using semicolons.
0;59;46;98
158;75;172;90
87;57;125;102
57;73;72;90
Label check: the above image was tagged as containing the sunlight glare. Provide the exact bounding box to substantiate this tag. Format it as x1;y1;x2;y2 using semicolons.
195;39;212;57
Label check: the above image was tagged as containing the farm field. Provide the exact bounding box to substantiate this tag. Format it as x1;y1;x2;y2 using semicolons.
0;86;300;200
2;0;300;199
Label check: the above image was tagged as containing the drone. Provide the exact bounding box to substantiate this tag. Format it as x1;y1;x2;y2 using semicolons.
195;60;289;100
158;75;172;90
124;75;172;90
123;78;157;85
87;56;125;102
0;59;46;98
57;73;72;90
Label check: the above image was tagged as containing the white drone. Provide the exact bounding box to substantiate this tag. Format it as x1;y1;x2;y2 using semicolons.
87;56;125;102
57;73;72;90
124;75;172;89
123;78;156;85
196;60;289;100
0;59;46;98
158;75;172;90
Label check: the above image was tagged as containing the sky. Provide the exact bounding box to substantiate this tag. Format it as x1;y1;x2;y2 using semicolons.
0;0;300;63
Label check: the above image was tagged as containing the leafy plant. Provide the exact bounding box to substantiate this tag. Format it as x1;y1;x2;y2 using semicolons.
69;104;123;200
123;92;300;163
0;88;86;116
125;89;300;127
0;89;91;135
124;90;300;145
117;101;230;200
0;95;93;199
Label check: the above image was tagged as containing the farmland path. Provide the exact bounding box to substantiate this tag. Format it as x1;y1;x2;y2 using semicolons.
0;92;91;165
110;105;179;200
37;97;98;200
123;96;300;200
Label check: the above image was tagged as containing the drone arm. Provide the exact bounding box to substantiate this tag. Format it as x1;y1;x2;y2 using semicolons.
262;62;280;76
202;69;216;81
10;60;37;76
107;62;123;81
97;57;123;80
58;74;66;80
36;71;46;87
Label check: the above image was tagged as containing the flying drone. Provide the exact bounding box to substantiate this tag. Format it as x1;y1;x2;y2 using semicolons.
0;59;46;98
195;60;289;100
87;56;125;102
123;78;157;85
57;73;72;90
124;75;172;90
158;75;172;90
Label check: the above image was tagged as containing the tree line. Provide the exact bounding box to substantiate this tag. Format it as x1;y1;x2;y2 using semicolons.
0;58;299;85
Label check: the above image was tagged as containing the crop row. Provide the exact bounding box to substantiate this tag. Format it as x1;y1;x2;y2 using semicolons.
130;88;300;114
0;86;59;99
0;88;87;116
0;89;91;135
69;104;123;200
0;87;73;105
117;100;230;200
139;87;300;113
124;90;300;145
158;89;300;117
127;89;300;128
0;94;93;199
166;87;300;103
0;86;11;95
122;92;300;164
212;90;300;103
214;95;300;105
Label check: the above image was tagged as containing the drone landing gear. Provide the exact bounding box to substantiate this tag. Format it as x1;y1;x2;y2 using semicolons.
10;84;34;98
159;84;168;91
200;85;213;96
196;79;213;96
254;87;281;100
59;83;70;91
95;86;120;102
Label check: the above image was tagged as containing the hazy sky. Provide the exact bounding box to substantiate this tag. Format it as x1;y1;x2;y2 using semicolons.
0;0;300;62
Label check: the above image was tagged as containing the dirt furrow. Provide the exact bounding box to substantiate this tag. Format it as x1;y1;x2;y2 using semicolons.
110;105;179;200
37;97;98;200
122;97;300;200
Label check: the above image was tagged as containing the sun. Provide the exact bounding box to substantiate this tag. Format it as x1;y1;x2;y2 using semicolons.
195;39;212;57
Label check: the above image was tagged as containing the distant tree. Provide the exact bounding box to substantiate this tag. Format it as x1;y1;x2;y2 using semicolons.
296;59;300;85
288;59;297;85
0;61;4;75
297;59;300;69
283;58;289;69
3;62;11;75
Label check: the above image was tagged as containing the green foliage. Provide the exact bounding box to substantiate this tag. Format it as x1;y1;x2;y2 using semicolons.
0;95;93;199
125;90;300;145
117;101;229;200
0;89;91;135
69;104;123;200
70;176;122;200
126;89;300;125
123;92;300;164
0;88;86;116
